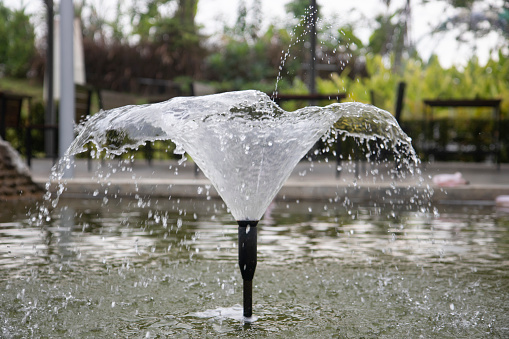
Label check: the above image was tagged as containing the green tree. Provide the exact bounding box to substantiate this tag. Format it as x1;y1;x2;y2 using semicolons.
79;0;206;91
206;25;286;90
284;0;319;20
0;4;36;78
129;0;199;43
227;0;262;41
205;0;288;90
432;0;508;52
0;4;10;67
367;0;412;73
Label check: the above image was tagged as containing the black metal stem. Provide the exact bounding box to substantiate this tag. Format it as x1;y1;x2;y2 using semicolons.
243;280;253;318
237;220;258;318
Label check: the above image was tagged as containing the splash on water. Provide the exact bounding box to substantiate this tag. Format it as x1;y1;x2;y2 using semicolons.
59;90;417;222
189;305;258;323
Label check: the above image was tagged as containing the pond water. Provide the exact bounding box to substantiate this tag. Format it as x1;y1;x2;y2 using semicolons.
1;197;508;337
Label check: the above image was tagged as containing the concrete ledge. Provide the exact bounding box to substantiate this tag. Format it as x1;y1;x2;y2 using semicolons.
431;185;509;202
30;159;509;204
38;177;509;205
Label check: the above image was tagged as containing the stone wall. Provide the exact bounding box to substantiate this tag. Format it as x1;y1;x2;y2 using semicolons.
0;138;43;200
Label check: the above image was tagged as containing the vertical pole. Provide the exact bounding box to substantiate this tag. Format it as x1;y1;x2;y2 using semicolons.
308;0;317;95
495;103;501;170
394;81;406;123
237;220;258;318
45;0;55;157
59;0;74;178
0;94;6;140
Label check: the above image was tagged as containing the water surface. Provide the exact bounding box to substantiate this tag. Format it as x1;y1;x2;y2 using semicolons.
1;198;508;337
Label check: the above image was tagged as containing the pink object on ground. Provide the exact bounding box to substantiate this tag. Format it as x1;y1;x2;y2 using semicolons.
432;172;468;187
495;196;509;207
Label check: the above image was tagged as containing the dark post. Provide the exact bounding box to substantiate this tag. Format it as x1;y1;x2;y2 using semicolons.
237;220;258;318
394;82;406;171
45;0;56;157
394;81;406;123
0;94;6;140
308;0;317;95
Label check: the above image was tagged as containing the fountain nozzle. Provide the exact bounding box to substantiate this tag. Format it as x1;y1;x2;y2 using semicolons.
237;220;258;318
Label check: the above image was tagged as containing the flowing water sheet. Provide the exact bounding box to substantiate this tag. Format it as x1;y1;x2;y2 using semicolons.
69;90;415;220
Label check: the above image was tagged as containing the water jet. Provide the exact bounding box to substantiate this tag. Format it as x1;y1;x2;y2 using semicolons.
2;4;507;333
2;137;509;336
37;90;419;320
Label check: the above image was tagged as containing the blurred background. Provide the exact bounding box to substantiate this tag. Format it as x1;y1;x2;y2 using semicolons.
0;0;507;164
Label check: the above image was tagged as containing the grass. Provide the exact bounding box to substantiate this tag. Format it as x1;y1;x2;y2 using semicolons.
0;76;43;99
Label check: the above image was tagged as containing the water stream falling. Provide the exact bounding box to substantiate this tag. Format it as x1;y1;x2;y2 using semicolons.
26;5;431;322
3;6;508;335
35;89;422;319
64;90;417;221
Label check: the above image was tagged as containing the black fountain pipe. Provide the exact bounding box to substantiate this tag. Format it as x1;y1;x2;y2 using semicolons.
237;220;258;318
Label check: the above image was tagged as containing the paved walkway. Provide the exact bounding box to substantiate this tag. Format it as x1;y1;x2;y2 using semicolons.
29;158;509;204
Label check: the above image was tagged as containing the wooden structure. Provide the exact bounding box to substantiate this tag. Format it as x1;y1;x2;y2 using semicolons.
26;84;94;167
422;98;502;168
0;91;31;144
271;93;346;105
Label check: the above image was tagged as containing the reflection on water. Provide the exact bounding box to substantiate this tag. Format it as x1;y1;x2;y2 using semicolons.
1;198;508;337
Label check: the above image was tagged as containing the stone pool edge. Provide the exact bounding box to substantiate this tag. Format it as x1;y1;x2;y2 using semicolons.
33;177;509;205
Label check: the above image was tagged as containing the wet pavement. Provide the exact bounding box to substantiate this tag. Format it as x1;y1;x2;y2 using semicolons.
29;158;509;204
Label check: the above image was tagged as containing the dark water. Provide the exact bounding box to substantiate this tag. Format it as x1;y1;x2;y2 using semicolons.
1;197;508;337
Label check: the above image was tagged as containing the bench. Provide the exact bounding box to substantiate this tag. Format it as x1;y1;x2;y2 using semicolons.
0;91;31;149
422;98;502;168
271;93;346;105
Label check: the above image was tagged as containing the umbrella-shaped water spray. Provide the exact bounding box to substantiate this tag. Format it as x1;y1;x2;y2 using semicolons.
64;90;414;319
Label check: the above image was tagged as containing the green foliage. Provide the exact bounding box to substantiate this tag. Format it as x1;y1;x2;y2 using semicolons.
0;5;9;60
309;52;509;162
446;0;477;7
0;4;36;78
130;0;200;45
205;19;291;89
431;0;508;52
312;53;509;121
285;0;319;21
130;0;172;41
269;50;508;162
229;0;263;41
368;14;398;56
79;0;205;93
338;25;363;52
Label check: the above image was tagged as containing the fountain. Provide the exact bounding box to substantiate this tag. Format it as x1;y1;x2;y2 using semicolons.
3;6;507;336
34;3;420;319
45;89;416;319
2;90;508;335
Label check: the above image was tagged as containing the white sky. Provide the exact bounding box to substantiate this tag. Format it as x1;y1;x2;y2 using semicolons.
7;0;505;68
195;0;503;67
